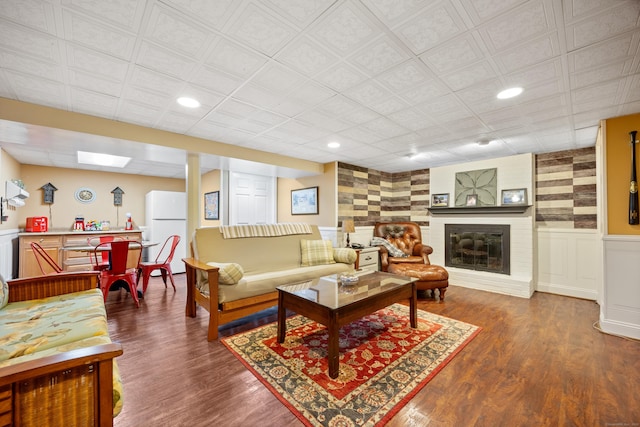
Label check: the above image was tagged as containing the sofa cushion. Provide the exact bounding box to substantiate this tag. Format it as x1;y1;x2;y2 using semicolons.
0;289;108;362
0;274;8;310
333;248;357;264
300;239;336;266
206;262;244;285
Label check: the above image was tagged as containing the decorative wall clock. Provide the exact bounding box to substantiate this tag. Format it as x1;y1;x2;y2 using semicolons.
75;187;96;203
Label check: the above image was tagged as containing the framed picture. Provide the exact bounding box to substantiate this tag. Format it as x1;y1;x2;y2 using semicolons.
466;194;478;206
431;193;449;207
501;188;528;205
291;186;319;215
204;191;219;220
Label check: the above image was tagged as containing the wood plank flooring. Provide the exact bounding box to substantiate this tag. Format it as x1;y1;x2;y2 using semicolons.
107;274;640;427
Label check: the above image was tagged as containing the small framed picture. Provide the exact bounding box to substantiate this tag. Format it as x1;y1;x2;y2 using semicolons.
466;194;478;206
204;191;219;220
501;188;528;205
431;193;449;207
291;186;319;215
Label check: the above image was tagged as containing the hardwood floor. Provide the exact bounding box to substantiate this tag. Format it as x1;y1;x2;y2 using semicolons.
107;274;639;427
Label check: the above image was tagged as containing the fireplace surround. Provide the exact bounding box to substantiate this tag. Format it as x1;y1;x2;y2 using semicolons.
445;224;510;275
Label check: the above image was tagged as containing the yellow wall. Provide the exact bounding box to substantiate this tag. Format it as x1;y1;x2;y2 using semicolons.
606;112;640;235
18;165;184;230
0;148;22;230
200;169;221;226
277;162;337;227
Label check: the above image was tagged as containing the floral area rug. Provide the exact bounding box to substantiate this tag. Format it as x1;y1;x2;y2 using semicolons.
221;303;480;426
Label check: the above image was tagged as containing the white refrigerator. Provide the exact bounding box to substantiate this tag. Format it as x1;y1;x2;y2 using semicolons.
145;190;187;275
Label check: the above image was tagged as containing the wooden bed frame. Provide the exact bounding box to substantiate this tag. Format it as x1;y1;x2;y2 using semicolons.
0;272;123;427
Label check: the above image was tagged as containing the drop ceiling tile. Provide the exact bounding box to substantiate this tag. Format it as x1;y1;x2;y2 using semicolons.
4;69;66;102
368;96;410;115
338;126;384;144
276;36;340;77
160;0;241;31
420;33;485;73
310;1;378;55
269;98;310;117
567;33;637;73
69;87;118;117
144;4;212;59
296;110;351;133
570;61;630;89
249;61;307;93
572;79;622;104
504;58;563;87
264;0;335;29
340;106;381;125
456;78;504;104
155;111;202;134
348;35;410;77
315;95;360;117
395;2;466;54
563;0;617;21
0;0;56;33
129;66;183;96
494;34;560;73
397;78;451;105
388;108;433;131
0;20;61;62
343;79;392;105
117;100;162;127
314;62;369;92
361;117;408;139
66;43;129;81
286;80;336;106
0;49;63;82
478;0;555;52
189;65;244;95
361;0;429;28
62;10;135;60
458;0;528;24
69;70;122;97
416;93;463;116
61;0;146;32
376;59;429;92
566;2;640;50
135;41;197;80
216;98;260;118
226;3;297;56
204;37;268;79
439;60;497;91
247;110;289;127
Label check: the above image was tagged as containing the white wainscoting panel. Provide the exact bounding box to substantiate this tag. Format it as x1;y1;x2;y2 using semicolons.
0;229;19;279
600;236;640;340
536;228;599;300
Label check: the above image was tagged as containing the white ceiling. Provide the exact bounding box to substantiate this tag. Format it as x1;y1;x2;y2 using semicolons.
0;0;639;179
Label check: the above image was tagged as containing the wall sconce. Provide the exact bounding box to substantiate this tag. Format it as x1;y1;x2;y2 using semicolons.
342;219;355;248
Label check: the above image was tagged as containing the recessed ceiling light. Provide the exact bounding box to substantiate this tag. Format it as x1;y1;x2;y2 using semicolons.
406;153;422;160
497;87;523;99
477;138;491;146
327;141;340;148
77;151;131;168
177;97;200;108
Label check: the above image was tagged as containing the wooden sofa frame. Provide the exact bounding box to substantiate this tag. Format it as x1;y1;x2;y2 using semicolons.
183;257;279;341
0;272;123;427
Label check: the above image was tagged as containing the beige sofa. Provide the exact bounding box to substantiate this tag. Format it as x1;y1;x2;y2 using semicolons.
183;224;356;341
0;271;123;427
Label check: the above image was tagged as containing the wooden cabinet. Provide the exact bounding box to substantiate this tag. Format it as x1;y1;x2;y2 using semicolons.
19;231;142;278
19;234;63;278
355;246;379;272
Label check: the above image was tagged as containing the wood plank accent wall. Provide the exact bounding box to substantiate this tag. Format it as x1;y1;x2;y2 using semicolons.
535;147;596;229
338;146;596;230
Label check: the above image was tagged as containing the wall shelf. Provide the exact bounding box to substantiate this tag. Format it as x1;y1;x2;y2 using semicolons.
428;205;531;215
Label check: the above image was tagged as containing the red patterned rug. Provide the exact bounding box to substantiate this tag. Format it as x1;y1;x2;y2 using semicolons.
222;303;480;426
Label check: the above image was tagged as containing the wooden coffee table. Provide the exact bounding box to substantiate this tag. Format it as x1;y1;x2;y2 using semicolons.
277;271;417;379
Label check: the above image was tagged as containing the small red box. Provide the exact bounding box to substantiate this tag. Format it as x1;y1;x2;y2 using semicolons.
26;216;48;232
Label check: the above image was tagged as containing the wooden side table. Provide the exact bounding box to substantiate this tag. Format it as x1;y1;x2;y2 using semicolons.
355;246;380;272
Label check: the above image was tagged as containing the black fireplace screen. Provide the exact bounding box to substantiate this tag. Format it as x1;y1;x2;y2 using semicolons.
445;224;510;275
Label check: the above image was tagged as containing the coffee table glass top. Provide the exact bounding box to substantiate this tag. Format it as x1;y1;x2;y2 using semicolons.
277;271;415;310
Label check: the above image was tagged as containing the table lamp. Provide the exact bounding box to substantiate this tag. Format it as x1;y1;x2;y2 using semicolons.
342;219;355;247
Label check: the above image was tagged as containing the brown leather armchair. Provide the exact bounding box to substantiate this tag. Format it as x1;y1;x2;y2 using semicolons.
373;222;449;300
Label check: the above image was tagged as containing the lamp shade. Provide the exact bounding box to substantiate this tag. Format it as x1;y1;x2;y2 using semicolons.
342;219;355;233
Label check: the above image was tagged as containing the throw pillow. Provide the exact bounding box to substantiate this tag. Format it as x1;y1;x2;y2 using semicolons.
0;274;8;309
206;262;244;285
333;247;357;264
370;237;408;258
301;240;336;266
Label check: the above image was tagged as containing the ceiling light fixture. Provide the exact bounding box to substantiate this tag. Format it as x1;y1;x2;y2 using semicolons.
497;87;523;99
177;97;200;108
477;138;491;146
327;141;340;148
77;151;131;168
406;153;421;160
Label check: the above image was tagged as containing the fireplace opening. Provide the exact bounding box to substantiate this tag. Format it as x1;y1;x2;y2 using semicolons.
445;224;510;275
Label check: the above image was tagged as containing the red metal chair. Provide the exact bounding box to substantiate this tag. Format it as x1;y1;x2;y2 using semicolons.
94;240;141;308
30;241;63;275
137;235;180;294
87;235;122;271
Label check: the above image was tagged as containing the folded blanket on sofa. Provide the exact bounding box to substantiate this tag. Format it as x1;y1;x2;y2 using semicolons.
220;223;313;239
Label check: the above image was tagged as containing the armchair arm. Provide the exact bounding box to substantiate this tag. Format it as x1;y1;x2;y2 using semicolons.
377;246;390;272
413;243;433;264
